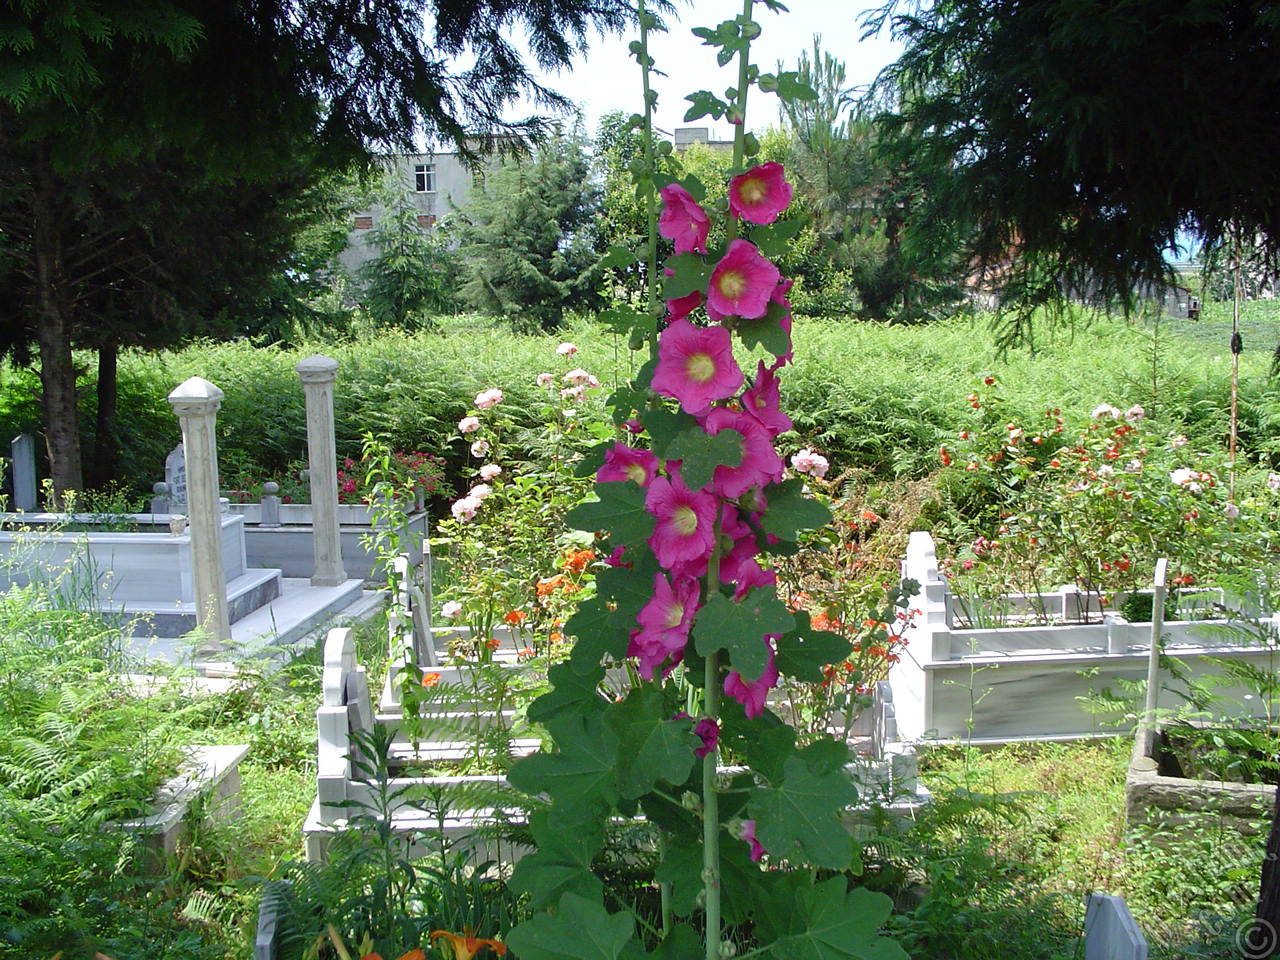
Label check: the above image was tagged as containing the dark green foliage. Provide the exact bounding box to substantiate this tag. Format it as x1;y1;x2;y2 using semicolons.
357;184;460;330
869;0;1280;345
452;130;607;330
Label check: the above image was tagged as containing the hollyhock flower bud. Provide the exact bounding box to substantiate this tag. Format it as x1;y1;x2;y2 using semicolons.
475;388;504;409
479;464;502;481
651;318;744;416
728;161;793;225
658;183;710;254
706;239;781;321
597;442;660;487
556;342;578;356
458;416;481;434
694;718;719;758
739;819;765;862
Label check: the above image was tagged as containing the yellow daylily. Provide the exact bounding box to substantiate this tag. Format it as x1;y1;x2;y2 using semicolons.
429;929;507;960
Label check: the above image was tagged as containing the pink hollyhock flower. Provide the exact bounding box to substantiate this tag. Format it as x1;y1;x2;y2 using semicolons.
740;819;765;862
727;555;776;601
631;573;700;679
479;464;502;481
790;448;829;479
667;288;704;322
451;496;481;522
729;161;793;225
651;318;744;416
597;442;660;487
536;372;555;386
458;416;481;434
646;467;718;570
658;183;710;254
556;342;578;356
706;239;781;321
603;545;631;568
441;600;463;619
624;418;644;434
703;406;785;499
694;718;719;758
743;359;793;436
470;439;490;458
475;388;504;409
724;641;779;719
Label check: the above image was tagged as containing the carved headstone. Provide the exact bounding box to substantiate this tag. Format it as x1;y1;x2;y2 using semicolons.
10;434;37;511
1084;894;1147;960
165;443;187;506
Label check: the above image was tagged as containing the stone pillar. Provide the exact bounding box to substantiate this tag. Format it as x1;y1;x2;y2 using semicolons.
296;355;347;586
10;434;37;511
167;377;231;646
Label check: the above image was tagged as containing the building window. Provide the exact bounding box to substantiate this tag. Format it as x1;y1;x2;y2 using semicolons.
416;214;437;228
414;163;435;193
354;216;373;230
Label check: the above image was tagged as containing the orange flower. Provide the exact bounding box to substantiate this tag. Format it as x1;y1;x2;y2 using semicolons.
486;637;502;650
518;646;535;657
536;575;565;597
421;672;442;688
563;548;596;573
549;631;565;644
861;509;881;523
430;930;507;960
503;610;527;625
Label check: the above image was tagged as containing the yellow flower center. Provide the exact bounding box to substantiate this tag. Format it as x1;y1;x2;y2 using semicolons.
664;601;685;629
673;504;699;535
717;270;746;301
625;462;647;483
739;176;766;204
686;352;716;383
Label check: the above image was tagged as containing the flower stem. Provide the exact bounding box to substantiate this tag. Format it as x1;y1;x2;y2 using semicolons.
640;0;660;355
702;511;725;960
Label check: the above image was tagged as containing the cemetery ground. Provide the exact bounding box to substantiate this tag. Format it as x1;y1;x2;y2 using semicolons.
2;304;1278;958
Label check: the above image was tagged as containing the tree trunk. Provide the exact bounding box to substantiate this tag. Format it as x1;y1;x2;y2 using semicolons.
1253;783;1280;957
31;169;84;505
90;342;119;489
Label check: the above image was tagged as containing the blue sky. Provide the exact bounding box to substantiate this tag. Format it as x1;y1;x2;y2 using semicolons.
521;1;903;139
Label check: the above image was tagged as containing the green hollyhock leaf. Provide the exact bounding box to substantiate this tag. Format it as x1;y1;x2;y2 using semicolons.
682;90;729;122
663;251;712;298
596;551;661;628
506;892;638;960
565;599;632;673
666;426;743;491
773;70;819;103
775;612;853;683
601;245;637;269
736;300;792;357
645;405;700;459
693;587;794;682
509;807;605;909
528;662;607;722
730;721;796;783
566;483;654;545
656;830;760;924
605;685;698;799
761;478;832;541
507;716;619;808
768;879;906;960
650;923;702;960
751;218;806;259
572;441;610;479
748;757;858;870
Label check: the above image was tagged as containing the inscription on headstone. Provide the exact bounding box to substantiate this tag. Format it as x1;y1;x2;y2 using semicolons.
165;443;187;506
11;434;37;511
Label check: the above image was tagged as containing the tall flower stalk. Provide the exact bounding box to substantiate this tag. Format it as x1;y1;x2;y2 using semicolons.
504;6;907;960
